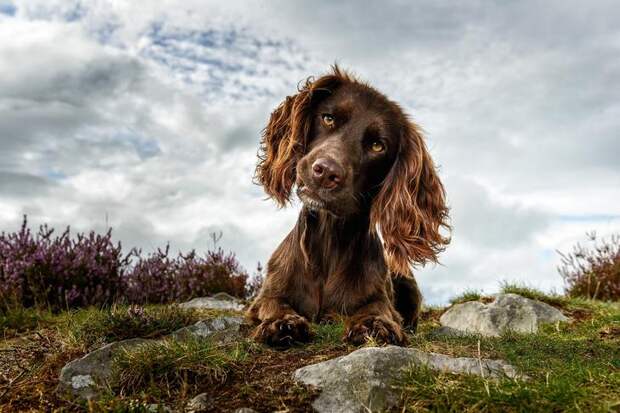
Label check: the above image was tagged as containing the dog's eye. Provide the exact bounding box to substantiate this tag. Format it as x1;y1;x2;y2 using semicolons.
370;140;386;153
321;114;335;127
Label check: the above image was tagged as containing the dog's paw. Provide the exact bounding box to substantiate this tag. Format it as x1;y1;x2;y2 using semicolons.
251;314;312;347
344;315;407;346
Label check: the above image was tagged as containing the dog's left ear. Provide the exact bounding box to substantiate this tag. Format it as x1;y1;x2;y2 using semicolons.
371;121;450;275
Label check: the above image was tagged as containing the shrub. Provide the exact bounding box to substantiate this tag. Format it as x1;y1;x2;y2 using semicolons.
245;262;264;300
0;217;253;312
124;247;249;304
0;216;131;312
558;232;620;301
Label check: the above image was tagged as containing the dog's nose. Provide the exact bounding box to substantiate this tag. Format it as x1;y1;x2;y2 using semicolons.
311;158;344;190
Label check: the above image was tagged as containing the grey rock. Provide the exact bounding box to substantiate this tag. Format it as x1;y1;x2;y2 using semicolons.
147;403;174;413
233;409;258;413
294;345;525;413
186;392;210;412
179;295;245;311
429;326;466;338
439;293;569;337
58;338;151;400
171;316;244;342
211;292;238;301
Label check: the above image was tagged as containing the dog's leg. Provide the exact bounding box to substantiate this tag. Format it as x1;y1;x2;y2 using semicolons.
247;296;311;346
391;274;422;332
344;298;407;346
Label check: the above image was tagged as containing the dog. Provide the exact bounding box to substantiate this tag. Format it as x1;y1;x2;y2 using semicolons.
247;66;449;346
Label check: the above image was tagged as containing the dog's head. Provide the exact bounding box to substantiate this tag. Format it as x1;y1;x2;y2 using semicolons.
256;66;450;274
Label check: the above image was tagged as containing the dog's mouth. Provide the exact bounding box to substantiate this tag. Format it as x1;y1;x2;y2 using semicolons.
296;185;327;211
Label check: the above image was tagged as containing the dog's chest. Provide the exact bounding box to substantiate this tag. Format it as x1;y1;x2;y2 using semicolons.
297;269;367;321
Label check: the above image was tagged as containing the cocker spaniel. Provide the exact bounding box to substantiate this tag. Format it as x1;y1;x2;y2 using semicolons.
247;66;450;346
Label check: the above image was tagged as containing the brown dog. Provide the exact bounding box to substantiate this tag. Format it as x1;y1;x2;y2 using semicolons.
247;66;449;346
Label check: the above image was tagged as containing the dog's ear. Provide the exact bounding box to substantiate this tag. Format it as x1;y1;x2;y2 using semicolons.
371;121;450;275
255;65;351;206
255;85;313;205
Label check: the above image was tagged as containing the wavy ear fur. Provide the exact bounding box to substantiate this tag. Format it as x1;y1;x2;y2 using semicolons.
371;121;450;275
255;65;352;206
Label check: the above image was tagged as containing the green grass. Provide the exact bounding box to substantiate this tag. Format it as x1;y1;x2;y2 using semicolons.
499;281;569;307
399;299;620;412
63;304;204;350
110;336;251;396
2;292;618;412
1;307;55;337
449;288;484;305
312;319;346;347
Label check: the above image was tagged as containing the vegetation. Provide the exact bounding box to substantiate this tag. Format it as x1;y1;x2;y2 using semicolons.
1;223;618;411
448;288;483;305
1;286;618;412
559;232;620;301
64;304;205;350
0;217;260;313
111;336;251;396
401;296;619;412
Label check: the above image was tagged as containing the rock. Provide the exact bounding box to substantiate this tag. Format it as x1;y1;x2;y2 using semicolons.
58;338;151;400
179;295;245;311
171;316;244;342
439;293;569;337
294;345;525;413
147;403;174;413
186;392;210;412
429;326;466;338
233;409;258;413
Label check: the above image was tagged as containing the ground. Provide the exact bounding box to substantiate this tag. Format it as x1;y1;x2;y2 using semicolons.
1;287;619;412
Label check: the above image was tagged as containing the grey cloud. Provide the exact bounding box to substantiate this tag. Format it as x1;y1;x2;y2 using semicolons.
447;177;551;248
0;171;55;196
1;1;619;304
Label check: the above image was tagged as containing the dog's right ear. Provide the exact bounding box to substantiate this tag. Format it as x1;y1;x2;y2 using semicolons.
255;84;313;206
255;65;352;206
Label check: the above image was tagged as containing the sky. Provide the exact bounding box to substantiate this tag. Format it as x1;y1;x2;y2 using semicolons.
1;0;619;304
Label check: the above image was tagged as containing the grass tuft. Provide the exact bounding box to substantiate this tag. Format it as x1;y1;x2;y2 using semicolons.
110;336;250;396
312;320;346;347
1;307;54;338
499;281;568;307
64;304;203;350
449;289;484;305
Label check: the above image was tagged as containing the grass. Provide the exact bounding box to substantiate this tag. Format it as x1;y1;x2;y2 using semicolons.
449;288;484;305
1;307;55;338
1;290;618;412
401;297;620;412
110;336;251;397
64;304;206;350
499;281;569;307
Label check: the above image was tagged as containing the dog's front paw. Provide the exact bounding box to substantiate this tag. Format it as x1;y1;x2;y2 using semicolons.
252;314;312;347
344;315;407;346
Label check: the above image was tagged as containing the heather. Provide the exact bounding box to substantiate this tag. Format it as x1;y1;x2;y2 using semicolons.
559;232;620;301
0;217;258;313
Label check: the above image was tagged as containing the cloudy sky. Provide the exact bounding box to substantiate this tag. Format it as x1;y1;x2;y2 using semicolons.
1;0;619;304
